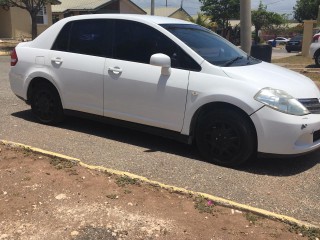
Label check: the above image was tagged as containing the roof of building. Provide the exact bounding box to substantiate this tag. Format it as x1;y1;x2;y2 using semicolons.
52;0;145;14
144;7;191;18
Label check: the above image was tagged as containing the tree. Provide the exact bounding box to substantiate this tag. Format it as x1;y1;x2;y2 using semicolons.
189;13;217;30
199;0;239;37
252;1;286;43
293;0;320;22
0;0;57;39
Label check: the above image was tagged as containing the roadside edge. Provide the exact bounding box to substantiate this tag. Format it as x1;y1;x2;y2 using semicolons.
1;139;319;229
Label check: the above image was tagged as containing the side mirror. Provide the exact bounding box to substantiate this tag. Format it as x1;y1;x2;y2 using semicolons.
150;53;171;76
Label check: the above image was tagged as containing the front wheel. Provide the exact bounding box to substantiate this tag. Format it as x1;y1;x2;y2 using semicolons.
315;51;320;67
195;108;256;167
31;83;64;124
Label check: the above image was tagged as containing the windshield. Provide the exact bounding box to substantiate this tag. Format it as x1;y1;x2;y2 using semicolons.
160;24;260;67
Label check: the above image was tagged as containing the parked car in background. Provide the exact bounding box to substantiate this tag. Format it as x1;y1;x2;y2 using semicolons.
285;35;303;53
267;37;290;45
9;14;320;167
309;32;320;66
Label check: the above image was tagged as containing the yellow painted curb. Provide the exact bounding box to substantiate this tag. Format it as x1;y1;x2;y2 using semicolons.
1;139;319;229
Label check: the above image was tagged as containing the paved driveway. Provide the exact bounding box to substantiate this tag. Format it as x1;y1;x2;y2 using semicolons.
1;56;319;226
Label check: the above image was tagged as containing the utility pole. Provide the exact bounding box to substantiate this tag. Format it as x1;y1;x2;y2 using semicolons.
240;0;252;54
151;0;155;15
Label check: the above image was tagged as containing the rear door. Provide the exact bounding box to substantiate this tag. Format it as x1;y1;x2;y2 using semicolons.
50;19;112;115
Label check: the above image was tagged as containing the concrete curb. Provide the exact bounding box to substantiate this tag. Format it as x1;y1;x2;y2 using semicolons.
1;139;319;229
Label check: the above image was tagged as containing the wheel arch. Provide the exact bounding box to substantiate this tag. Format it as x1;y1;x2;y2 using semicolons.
27;77;62;106
314;48;320;63
188;102;257;146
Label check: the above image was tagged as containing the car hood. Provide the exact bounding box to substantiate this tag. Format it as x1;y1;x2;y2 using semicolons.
222;61;320;99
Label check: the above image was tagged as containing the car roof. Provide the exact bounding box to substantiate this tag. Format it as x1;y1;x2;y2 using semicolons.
62;14;192;25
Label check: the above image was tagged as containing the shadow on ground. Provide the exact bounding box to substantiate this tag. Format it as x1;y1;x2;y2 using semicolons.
306;64;319;68
12;109;320;177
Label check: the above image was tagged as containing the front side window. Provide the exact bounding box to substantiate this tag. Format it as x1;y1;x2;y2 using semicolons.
113;20;201;71
161;24;260;67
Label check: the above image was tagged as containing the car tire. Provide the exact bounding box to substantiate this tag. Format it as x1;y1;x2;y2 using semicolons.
31;82;64;124
195;108;256;167
315;51;320;67
286;50;291;53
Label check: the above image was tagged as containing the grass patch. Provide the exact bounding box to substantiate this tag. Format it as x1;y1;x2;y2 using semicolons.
124;189;132;194
301;72;320;82
272;55;314;65
106;194;118;199
22;147;32;156
194;196;214;214
245;212;260;224
288;224;320;240
116;175;139;187
50;157;77;170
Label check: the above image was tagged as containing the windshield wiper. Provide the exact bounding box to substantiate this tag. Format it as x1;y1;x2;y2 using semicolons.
223;56;244;67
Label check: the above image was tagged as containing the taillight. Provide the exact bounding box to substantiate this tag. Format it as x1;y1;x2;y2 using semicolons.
312;35;320;43
10;48;18;66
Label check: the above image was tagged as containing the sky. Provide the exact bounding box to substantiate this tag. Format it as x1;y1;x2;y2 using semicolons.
131;0;297;17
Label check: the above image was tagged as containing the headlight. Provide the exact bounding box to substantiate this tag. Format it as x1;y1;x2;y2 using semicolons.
254;88;310;116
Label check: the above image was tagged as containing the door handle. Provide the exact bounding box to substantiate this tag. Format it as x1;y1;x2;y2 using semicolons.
51;57;63;65
108;66;122;74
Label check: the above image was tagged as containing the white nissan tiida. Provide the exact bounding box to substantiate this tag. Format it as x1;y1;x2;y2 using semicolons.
9;14;320;166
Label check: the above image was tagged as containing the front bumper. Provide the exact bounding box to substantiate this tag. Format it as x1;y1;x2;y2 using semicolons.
251;106;320;155
309;43;319;58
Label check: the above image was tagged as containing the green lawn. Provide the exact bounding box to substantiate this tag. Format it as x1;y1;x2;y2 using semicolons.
272;55;320;82
272;55;314;65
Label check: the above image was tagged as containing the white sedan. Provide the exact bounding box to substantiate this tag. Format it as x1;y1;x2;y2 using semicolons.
267;37;290;45
9;14;320;167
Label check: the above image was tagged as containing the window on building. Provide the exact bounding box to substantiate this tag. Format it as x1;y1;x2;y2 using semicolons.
37;6;48;25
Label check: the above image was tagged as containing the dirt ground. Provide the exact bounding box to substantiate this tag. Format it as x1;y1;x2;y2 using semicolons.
1;144;319;240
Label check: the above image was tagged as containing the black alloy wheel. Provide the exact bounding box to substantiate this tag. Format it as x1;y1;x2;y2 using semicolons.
196;108;256;167
31;83;64;124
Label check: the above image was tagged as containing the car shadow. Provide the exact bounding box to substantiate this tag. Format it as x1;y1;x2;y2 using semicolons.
12;110;320;177
305;64;319;68
238;152;320;176
11;110;201;160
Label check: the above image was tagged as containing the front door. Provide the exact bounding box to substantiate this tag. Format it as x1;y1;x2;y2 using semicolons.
103;20;199;131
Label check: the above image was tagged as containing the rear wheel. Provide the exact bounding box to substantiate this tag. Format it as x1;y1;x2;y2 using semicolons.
31;83;64;124
195;108;256;167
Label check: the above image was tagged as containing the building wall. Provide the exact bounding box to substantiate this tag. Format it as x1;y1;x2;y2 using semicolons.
37;3;53;36
10;7;31;39
0;8;12;38
2;3;53;39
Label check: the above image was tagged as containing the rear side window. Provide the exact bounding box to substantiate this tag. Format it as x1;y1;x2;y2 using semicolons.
52;19;112;57
52;22;71;52
113;20;201;71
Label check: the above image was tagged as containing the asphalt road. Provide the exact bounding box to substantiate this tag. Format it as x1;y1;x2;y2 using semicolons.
271;47;299;59
1;56;319;226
